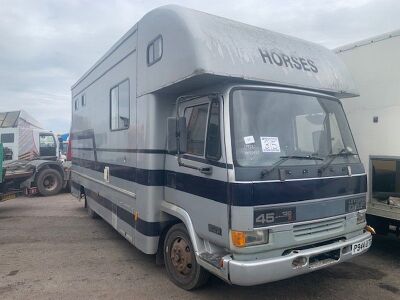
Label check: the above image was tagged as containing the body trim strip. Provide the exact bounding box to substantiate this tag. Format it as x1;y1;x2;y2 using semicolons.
72;170;136;198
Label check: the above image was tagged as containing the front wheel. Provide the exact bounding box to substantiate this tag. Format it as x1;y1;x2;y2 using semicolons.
36;168;63;196
164;223;209;290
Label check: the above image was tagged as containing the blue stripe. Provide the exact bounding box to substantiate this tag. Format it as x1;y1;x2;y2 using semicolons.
85;188;167;237
73;158;367;206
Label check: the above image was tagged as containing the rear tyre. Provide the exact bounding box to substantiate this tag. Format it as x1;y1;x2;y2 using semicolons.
36;168;63;196
164;223;209;290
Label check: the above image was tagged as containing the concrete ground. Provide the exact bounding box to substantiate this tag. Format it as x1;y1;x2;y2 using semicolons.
0;194;399;300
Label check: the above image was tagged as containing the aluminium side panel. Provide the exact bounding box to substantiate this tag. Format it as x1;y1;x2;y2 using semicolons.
134;93;174;252
71;26;141;249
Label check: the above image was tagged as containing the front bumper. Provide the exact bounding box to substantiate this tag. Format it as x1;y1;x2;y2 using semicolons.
225;231;371;286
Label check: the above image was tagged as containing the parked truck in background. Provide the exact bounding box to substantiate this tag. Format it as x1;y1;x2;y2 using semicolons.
337;30;400;235
0;110;70;197
71;5;372;290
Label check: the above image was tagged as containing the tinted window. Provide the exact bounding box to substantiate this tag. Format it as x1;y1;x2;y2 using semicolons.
74;98;79;111
1;133;14;143
184;103;209;156
81;94;86;107
147;36;163;66
206;100;221;160
39;134;56;157
372;158;400;198
110;80;130;130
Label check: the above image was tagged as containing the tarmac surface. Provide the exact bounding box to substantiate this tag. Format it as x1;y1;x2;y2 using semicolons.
0;193;399;299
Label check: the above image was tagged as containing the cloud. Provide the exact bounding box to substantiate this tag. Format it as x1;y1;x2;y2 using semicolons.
0;0;399;133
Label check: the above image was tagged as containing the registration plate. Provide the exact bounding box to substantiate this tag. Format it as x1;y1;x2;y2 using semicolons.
352;238;372;254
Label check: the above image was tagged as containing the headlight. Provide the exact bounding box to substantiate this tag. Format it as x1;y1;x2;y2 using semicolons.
231;229;269;247
357;211;366;224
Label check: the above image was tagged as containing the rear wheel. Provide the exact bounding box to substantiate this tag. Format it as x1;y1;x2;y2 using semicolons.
36;168;63;196
164;223;209;290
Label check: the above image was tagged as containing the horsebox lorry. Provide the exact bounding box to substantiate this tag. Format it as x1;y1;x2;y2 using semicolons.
336;30;400;235
70;5;373;290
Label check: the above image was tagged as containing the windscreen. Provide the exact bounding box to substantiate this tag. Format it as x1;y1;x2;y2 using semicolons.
231;89;359;167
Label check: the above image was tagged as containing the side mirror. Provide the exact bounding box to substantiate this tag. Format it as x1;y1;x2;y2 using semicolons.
167;117;187;154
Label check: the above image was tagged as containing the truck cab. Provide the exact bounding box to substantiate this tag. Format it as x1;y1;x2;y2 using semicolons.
164;83;371;286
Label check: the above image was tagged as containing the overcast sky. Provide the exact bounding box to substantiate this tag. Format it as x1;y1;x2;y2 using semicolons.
1;0;400;133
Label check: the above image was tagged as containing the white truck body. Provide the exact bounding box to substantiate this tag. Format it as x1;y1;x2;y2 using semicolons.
336;30;400;229
0;110;59;161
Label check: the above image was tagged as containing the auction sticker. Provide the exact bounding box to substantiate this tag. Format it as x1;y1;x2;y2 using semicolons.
244;135;255;144
260;136;281;152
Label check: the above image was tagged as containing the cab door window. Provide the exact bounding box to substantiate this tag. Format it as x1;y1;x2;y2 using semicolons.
205;100;221;160
184;103;209;156
39;134;56;157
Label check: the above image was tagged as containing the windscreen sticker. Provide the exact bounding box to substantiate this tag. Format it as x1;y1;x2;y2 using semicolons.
243;135;255;144
260;136;281;152
242;144;261;159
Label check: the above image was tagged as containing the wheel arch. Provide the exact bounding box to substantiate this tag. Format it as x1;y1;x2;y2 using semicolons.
156;201;205;265
34;162;64;185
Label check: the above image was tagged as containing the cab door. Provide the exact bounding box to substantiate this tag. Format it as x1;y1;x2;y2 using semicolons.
39;133;57;158
167;95;230;247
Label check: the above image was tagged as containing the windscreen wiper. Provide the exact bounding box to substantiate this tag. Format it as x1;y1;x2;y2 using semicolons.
319;148;358;173
261;155;324;178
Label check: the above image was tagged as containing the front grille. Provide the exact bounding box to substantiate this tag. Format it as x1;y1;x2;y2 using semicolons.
293;217;345;239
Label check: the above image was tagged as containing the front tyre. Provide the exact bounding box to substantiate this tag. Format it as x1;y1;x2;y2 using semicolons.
164;223;209;290
36;168;63;196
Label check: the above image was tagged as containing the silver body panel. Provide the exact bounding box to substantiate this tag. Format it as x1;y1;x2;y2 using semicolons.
71;5;368;286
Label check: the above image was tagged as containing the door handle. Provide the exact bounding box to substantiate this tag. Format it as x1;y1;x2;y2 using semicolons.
199;166;213;175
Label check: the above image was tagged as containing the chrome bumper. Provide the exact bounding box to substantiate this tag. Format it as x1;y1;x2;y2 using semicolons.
224;231;372;286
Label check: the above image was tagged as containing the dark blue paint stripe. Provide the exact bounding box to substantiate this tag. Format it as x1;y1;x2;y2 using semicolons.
73;158;366;206
165;171;228;203
84;188;164;236
230;175;367;206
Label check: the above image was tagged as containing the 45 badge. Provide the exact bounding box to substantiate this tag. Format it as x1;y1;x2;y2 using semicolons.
254;207;296;227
